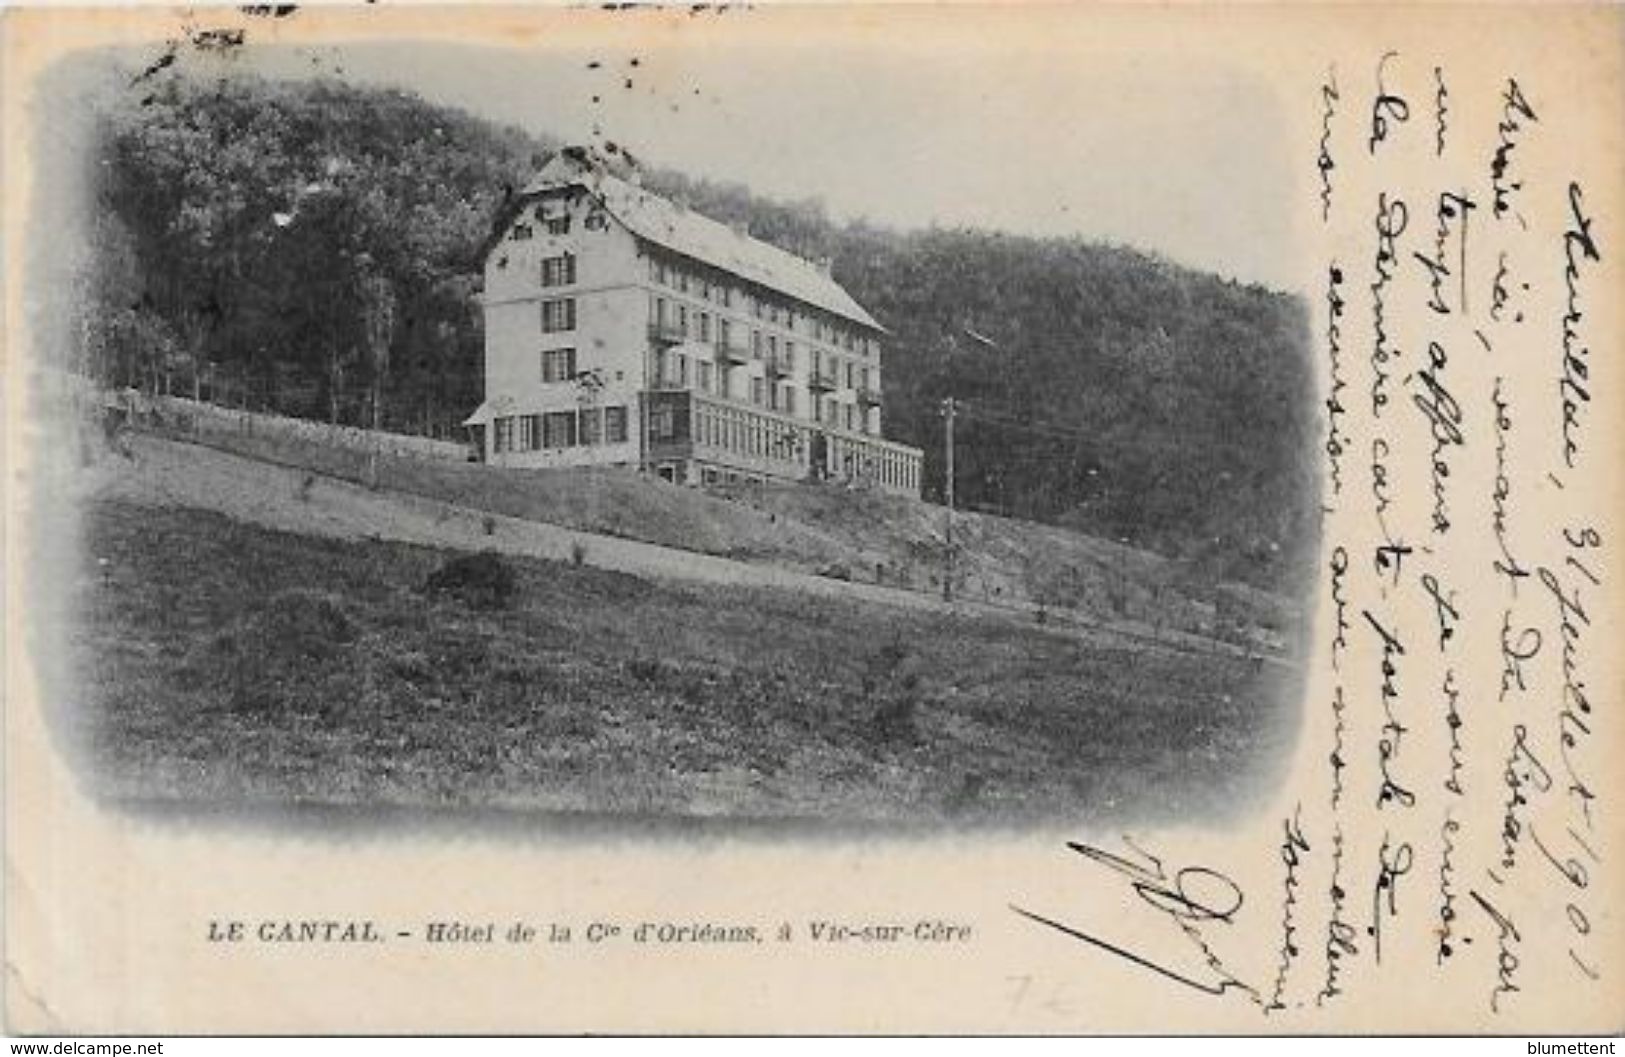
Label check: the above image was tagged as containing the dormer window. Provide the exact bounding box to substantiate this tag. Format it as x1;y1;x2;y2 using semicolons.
537;199;571;235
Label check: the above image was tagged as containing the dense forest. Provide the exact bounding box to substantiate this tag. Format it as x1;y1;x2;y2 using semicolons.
68;72;1316;591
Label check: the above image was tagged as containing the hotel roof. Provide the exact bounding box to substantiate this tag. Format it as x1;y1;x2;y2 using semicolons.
507;148;883;333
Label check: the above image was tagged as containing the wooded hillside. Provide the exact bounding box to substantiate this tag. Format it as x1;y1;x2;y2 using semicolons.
71;72;1316;591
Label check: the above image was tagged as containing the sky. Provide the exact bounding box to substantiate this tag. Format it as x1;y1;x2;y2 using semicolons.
151;22;1303;291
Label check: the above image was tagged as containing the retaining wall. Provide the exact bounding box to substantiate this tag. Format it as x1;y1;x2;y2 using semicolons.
156;395;472;463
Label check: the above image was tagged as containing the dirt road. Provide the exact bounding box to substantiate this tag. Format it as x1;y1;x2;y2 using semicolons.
87;433;1279;664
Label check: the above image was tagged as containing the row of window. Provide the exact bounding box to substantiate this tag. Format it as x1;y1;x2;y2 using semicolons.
685;452;917;492
660;354;731;400
537;294;879;399
659;351;872;432
832;446;918;491
491;407;629;453
686;404;912;488
538;348;625;387
648;256;877;357
651;296;874;388
536;344;871;434
510;193;613;244
692;406;804;461
747;377;798;416
828;401;866;432
510;214;572;241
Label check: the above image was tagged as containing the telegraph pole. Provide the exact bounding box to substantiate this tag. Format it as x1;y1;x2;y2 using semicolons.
941;396;955;602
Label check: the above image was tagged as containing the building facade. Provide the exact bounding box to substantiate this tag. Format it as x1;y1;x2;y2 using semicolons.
464;147;923;495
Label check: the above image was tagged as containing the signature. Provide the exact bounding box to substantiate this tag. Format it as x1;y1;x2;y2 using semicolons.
1012;839;1263;1005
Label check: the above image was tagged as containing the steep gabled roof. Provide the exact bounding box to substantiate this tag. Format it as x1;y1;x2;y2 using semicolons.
513;150;883;333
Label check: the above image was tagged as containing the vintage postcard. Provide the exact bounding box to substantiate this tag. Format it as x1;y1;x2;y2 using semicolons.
3;2;1621;1035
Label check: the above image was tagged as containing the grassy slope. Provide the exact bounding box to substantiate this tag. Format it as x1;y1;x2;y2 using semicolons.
173;422;1297;649
71;499;1298;827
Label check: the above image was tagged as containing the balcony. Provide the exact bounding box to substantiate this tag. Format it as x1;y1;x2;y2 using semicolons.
648;320;686;345
856;383;882;407
807;366;838;392
764;355;791;379
658;388;923;487
715;337;749;366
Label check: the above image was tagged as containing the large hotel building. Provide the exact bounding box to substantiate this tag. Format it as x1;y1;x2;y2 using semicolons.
464;147;923;495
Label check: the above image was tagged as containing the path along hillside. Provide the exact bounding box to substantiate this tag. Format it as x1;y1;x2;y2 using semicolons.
102;396;1299;660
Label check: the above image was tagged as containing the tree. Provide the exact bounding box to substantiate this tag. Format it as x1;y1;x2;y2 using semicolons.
358;257;396;486
85;65;1314;594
